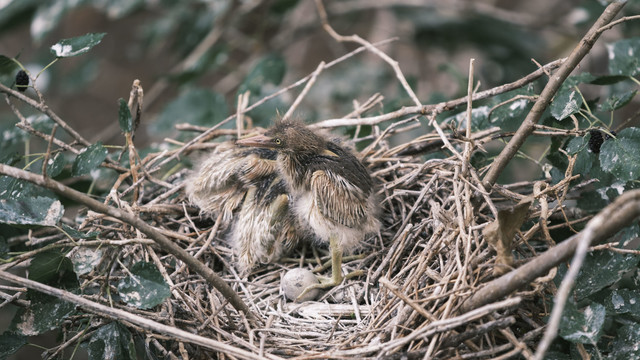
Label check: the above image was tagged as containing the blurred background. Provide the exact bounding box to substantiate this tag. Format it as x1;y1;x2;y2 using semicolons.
2;0;638;148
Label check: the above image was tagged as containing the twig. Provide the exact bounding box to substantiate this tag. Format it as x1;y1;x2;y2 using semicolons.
282;61;325;121
237;91;250;138
41;124;58;178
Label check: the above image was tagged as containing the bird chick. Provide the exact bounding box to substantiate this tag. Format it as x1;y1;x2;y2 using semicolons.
236;118;380;296
186;142;301;273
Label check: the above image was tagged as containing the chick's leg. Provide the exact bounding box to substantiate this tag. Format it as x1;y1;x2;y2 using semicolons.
295;235;363;302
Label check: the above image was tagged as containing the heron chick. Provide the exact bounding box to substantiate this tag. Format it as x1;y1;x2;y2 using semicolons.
186;142;301;273
236;118;380;296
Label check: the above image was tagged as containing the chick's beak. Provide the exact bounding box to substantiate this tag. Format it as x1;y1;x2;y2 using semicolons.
236;134;275;148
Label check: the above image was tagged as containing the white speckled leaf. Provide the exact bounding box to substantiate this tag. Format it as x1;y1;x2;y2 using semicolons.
551;82;582;120
559;301;606;344
0;196;63;226
50;33;106;58
607;38;640;76
117;262;170;309
72;142;108;176
86;322;136;360
574;225;640;300
599;127;640;181
12;297;75;336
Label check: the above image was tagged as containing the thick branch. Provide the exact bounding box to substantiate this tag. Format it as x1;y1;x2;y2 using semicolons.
460;189;640;313
481;1;626;188
0;164;256;321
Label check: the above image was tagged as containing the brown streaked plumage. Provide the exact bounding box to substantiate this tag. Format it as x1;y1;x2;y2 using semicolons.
186;142;302;273
236;118;380;297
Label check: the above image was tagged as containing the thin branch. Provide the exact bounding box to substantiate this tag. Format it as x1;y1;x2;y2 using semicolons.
596;14;640;34
0;82;90;147
0;163;256;321
282;61;325;121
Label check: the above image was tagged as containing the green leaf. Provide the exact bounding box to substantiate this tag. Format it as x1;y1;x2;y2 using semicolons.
602;289;640;315
0;55;18;77
551;82;582;120
588;74;629;85
568;136;596;176
86;322;136;360
598;90;637;111
238;54;286;95
599;127;640;181
72;142;108;176
11;295;76;336
118;98;133;133
574;225;640;300
566;136;586;155
117;261;170;309
607;37;640;76
50;33;106;58
46;152;66;178
0;196;63;226
609;323;640;358
558;301;606;344
0;174;57;202
0;332;27;358
29;251;79;290
151;88;228;137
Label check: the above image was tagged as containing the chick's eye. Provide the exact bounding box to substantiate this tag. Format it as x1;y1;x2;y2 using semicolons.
274;138;282;145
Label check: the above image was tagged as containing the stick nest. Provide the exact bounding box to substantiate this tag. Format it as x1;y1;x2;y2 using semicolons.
44;116;570;359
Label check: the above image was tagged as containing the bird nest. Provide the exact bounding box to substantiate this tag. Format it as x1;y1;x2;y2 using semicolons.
75;114;560;359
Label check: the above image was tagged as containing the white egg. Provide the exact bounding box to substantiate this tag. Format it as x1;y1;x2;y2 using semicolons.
282;268;321;302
